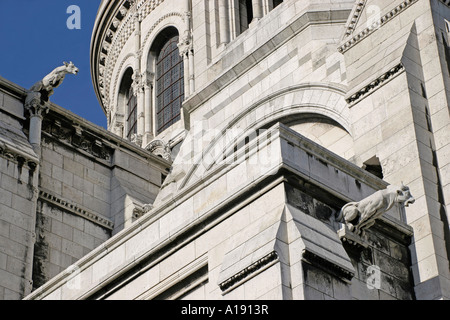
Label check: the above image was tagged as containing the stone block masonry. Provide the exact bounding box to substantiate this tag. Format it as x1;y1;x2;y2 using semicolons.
0;74;171;298
0;76;39;299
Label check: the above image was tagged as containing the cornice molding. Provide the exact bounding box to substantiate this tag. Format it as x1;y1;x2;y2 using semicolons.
346;63;405;105
343;0;367;39
219;251;279;292
302;250;354;283
0;138;38;168
338;0;418;53
41;115;113;162
39;189;114;230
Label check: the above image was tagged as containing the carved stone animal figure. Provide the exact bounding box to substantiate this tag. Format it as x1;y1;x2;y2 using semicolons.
337;184;415;236
28;62;79;102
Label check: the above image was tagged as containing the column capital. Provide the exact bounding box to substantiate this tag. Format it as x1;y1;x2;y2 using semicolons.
143;71;155;88
24;92;50;119
131;73;145;94
179;39;191;55
133;11;143;24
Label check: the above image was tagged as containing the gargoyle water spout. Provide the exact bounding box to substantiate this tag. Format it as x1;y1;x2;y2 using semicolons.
25;62;79;156
336;184;415;237
25;61;79;108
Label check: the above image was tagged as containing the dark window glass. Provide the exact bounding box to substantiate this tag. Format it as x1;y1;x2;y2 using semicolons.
273;0;283;9
126;86;137;140
156;35;184;134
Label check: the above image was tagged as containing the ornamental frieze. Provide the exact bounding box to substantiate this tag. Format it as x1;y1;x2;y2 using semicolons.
41;117;113;162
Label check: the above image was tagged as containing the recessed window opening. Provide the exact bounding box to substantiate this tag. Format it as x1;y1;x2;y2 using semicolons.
156;34;184;134
117;67;135;141
126;86;138;140
273;0;283;9
238;0;253;34
363;156;383;179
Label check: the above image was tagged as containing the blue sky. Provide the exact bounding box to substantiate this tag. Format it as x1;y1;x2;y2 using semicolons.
0;0;106;128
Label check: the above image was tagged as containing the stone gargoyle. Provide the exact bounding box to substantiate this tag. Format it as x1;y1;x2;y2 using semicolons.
25;61;79;109
336;184;415;237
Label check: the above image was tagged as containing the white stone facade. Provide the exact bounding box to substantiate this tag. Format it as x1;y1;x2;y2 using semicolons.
0;0;449;300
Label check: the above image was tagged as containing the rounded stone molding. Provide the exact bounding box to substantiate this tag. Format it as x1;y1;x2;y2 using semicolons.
177;83;352;190
111;52;136;113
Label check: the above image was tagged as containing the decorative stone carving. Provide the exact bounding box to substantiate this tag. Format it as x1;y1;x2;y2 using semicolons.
26;62;79;106
343;0;366;38
39;190;114;230
131;72;144;95
338;0;419;53
146;139;172;161
132;203;153;220
219;251;278;292
0;140;38;168
143;71;154;89
131;133;143;147
346;64;404;104
336;184;415;237
42;116;113;162
25;62;78;154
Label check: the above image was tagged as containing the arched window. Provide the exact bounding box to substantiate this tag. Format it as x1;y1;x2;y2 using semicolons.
156;35;184;134
126;85;138;140
117;67;135;140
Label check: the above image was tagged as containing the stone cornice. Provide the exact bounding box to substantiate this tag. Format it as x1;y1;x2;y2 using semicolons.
302;250;354;283
338;0;418;53
39;189;114;230
0;138;38;168
0;75;27;100
343;0;367;39
219;251;278;292
346;63;405;105
42;116;114;163
46;102;172;169
219;251;279;293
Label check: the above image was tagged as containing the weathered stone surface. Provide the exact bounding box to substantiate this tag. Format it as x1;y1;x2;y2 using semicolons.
0;0;449;301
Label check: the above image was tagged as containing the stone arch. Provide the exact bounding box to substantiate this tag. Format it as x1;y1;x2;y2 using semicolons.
178;83;352;189
115;67;134;138
141;13;185;72
112;53;135;113
143;23;186;137
145;26;181;76
230;83;351;135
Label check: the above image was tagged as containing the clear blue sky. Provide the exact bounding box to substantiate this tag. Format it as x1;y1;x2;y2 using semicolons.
0;0;106;128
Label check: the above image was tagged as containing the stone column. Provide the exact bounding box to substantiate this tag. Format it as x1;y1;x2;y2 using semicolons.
143;72;154;146
25;95;49;157
133;12;144;142
134;12;141;67
219;0;230;45
262;0;271;15
179;44;191;98
179;10;193;98
252;0;263;22
132;73;145;145
137;82;145;138
188;45;195;95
